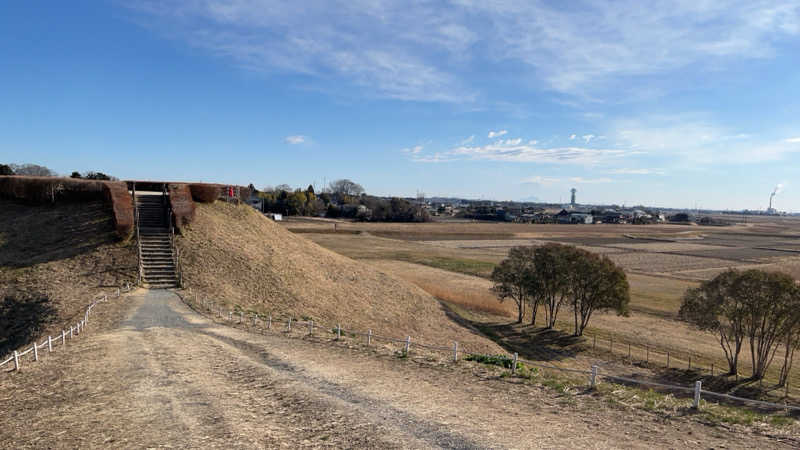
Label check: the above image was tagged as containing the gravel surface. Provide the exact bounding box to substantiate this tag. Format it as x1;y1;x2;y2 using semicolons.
1;290;796;449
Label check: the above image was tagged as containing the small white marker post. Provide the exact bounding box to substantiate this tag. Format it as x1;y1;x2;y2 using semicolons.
268;315;272;329
309;321;314;336
61;330;66;346
239;312;243;324
48;335;52;352
512;353;518;374
693;380;702;409
228;311;232;321
367;329;372;345
253;315;257;326
33;343;39;362
13;351;20;371
453;342;459;362
69;326;73;338
336;324;341;340
117;288;121;297
287;318;292;332
404;336;411;355
591;365;598;388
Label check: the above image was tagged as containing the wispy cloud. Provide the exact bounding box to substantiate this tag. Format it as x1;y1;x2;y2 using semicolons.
460;135;475;145
411;139;629;164
785;137;800;143
127;1;800;102
285;135;308;144
401;145;424;154
610;168;666;175
522;175;615;185
488;130;508;138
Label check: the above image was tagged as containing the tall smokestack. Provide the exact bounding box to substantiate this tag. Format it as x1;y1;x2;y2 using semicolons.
769;192;775;210
570;188;577;207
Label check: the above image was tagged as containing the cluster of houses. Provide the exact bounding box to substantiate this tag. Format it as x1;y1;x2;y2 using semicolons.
422;200;668;224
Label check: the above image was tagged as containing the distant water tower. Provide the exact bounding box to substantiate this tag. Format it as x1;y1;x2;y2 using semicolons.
570;188;577;207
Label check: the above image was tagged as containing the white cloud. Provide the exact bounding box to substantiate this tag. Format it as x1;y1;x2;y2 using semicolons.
610;168;665;175
460;135;475;145
488;130;508;138
522;176;561;185
569;134;577;140
785;137;800;143
416;139;629;164
503;138;522;145
522;175;615;185
402;145;424;154
528;140;538;145
128;1;800;102
285;135;307;144
569;177;614;184
582;134;595;143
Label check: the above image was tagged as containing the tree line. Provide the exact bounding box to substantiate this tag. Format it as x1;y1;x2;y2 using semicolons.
492;243;800;385
680;269;800;384
1;163;116;180
491;243;630;336
258;178;430;222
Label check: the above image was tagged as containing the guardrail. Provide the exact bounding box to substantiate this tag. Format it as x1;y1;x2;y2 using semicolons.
0;283;133;372
181;291;800;414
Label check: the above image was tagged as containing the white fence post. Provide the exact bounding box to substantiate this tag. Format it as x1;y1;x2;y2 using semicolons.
253;315;257;326
591;365;598;388
33;343;39;362
13;351;19;371
268;315;272;329
404;336;411;355
512;353;518;374
239;312;243;323
117;288;120;297
309;321;314;335
48;335;52;352
367;329;372;345
453;342;459;362
693;381;702;409
228;311;232;321
336;324;341;340
69;326;73;338
287;318;292;332
61;330;66;346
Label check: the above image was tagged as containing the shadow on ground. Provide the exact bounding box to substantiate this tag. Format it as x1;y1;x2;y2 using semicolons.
0;292;55;356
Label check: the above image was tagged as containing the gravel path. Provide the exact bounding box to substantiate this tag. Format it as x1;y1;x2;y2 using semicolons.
1;289;796;448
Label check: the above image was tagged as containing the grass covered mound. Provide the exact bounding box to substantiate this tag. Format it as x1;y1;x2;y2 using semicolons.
0;200;137;356
177;201;502;354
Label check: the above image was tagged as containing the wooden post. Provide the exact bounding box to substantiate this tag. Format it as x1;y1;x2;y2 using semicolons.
33;342;38;361
13;351;19;371
666;352;670;368
268;315;272;329
367;329;372;345
336;324;341;340
591;365;598;388
693;381;702;409
453;342;459;362
48;335;52;352
404;336;411;355
610;335;613;354
628;343;631;361
511;352;518;374
309;320;314;335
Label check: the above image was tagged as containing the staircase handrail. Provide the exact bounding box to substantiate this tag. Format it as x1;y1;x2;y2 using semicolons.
132;183;143;286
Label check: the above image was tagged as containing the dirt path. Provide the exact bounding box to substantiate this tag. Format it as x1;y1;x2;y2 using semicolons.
1;290;796;448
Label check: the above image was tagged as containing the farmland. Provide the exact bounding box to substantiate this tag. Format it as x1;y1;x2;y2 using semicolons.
285;216;800;400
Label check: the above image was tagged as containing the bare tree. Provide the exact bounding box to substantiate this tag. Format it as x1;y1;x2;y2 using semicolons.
329;179;364;197
10;163;56;177
491;246;536;323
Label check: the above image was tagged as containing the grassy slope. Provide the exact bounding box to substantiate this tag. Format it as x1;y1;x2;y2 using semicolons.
0;200;137;357
176;202;502;353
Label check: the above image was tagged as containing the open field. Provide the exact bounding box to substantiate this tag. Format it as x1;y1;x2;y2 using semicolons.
285;216;800;401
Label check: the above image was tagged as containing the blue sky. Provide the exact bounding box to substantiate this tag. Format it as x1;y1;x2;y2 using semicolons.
2;1;800;210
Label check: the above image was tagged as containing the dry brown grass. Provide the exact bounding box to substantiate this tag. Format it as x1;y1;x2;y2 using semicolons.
0;200;137;357
176;202;502;353
189;183;221;203
168;183;195;228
